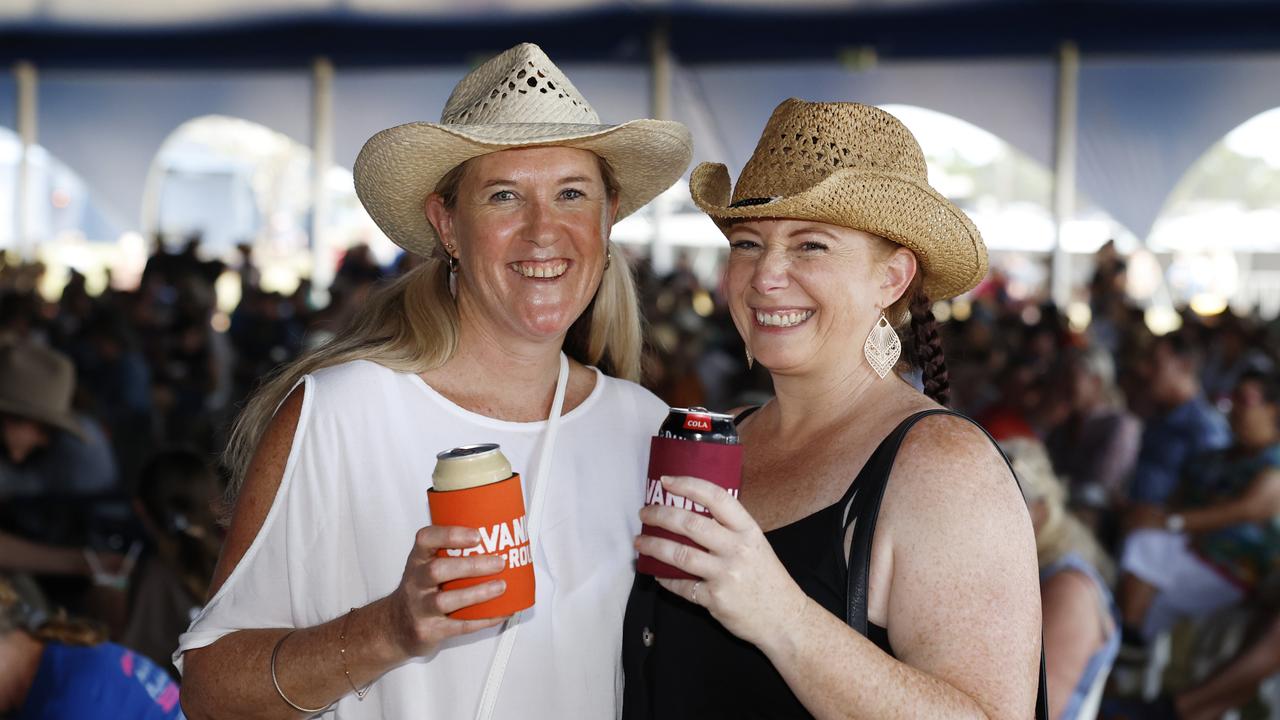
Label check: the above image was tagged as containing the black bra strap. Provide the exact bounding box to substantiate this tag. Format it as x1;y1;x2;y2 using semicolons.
844;409;952;634
733;405;761;425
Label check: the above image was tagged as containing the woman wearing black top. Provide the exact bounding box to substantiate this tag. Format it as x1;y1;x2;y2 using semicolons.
624;100;1042;718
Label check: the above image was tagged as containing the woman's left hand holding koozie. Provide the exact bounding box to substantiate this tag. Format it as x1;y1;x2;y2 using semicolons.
635;475;808;650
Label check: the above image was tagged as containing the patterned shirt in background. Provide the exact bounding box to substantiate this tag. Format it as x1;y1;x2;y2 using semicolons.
17;642;185;719
1178;443;1280;590
1129;396;1231;505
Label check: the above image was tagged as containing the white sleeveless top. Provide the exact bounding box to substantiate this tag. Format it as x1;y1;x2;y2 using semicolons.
175;359;667;719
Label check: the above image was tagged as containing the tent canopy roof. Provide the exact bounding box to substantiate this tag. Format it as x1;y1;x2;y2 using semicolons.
5;1;1280;66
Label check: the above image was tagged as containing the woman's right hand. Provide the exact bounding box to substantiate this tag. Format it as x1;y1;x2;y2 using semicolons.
386;524;510;658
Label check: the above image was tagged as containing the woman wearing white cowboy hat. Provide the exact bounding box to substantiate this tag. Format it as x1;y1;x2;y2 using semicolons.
178;43;691;719
624;99;1044;718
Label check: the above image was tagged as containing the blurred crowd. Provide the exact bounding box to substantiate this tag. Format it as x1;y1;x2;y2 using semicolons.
3;237;1280;718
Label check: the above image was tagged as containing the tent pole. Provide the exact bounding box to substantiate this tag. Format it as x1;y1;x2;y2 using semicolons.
310;56;334;303
649;19;672;273
1051;42;1079;310
14;60;37;261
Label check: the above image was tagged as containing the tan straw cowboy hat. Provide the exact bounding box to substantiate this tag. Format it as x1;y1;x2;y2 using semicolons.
0;341;84;439
689;99;988;300
355;43;693;257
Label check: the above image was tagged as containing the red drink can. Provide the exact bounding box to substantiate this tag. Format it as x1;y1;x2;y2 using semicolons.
638;408;743;579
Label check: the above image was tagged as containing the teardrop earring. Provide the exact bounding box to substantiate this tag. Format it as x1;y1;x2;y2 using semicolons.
863;312;901;379
443;243;459;274
745;347;754;370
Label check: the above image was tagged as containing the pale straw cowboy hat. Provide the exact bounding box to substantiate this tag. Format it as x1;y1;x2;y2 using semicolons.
355;43;693;257
0;341;84;440
689;99;988;301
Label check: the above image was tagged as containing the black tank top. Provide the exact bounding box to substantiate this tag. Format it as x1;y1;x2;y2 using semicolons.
620;407;911;720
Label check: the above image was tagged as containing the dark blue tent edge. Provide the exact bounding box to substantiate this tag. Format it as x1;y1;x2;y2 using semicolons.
2;3;1280;68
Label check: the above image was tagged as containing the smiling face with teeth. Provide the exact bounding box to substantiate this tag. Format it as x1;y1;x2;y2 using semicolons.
425;146;619;349
725;218;917;377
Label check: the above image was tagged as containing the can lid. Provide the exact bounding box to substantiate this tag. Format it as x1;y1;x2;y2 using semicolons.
432;443;513;491
671;406;735;420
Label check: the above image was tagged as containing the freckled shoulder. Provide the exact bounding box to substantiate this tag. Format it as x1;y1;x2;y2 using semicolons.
870;411;1032;570
871;412;1043;715
884;412;1020;512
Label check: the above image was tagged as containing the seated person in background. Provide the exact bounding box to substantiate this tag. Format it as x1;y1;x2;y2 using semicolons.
1104;610;1280;720
123;450;223;677
1120;370;1280;644
1045;345;1142;512
1200;317;1274;407
1127;333;1230;508
0;341;124;583
0;575;185;720
1002;437;1120;720
0;340;118;502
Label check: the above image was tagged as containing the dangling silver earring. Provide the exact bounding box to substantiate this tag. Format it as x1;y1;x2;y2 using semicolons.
604;249;611;270
863;312;901;379
745;347;754;370
442;242;459;274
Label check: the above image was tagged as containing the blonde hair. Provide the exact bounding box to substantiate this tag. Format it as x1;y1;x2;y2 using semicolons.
222;153;641;510
999;437;1116;585
1075;344;1127;409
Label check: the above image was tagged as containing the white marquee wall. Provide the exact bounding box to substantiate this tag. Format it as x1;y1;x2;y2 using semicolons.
4;52;1280;249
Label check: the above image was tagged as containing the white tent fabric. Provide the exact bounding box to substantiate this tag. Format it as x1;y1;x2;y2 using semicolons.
32;70;312;234
672;59;1057;183
10;63;655;238
1078;55;1280;240
7;53;1279;245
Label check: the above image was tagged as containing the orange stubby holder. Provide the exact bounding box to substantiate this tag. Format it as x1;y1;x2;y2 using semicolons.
425;473;535;620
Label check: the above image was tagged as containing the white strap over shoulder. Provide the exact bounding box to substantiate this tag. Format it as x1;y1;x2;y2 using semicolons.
474;352;570;720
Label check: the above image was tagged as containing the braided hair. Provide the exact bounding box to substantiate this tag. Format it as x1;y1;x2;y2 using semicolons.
908;288;950;406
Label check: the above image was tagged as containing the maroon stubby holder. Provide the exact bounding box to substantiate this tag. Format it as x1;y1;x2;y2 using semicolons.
638;408;743;579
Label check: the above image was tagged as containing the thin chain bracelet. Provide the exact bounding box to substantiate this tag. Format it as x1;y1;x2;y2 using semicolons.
340;607;372;700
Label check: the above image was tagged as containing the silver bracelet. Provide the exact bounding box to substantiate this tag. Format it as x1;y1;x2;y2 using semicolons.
271;630;329;715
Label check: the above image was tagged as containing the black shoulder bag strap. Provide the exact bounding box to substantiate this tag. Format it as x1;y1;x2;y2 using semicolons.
843;409;1049;720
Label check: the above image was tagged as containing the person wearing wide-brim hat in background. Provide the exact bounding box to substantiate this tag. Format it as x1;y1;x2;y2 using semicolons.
0;341;124;583
179;43;691;719
624;99;1045;718
0;340;85;464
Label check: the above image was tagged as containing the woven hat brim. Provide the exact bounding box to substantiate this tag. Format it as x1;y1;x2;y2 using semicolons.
689;163;988;300
354;119;692;258
0;396;85;441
